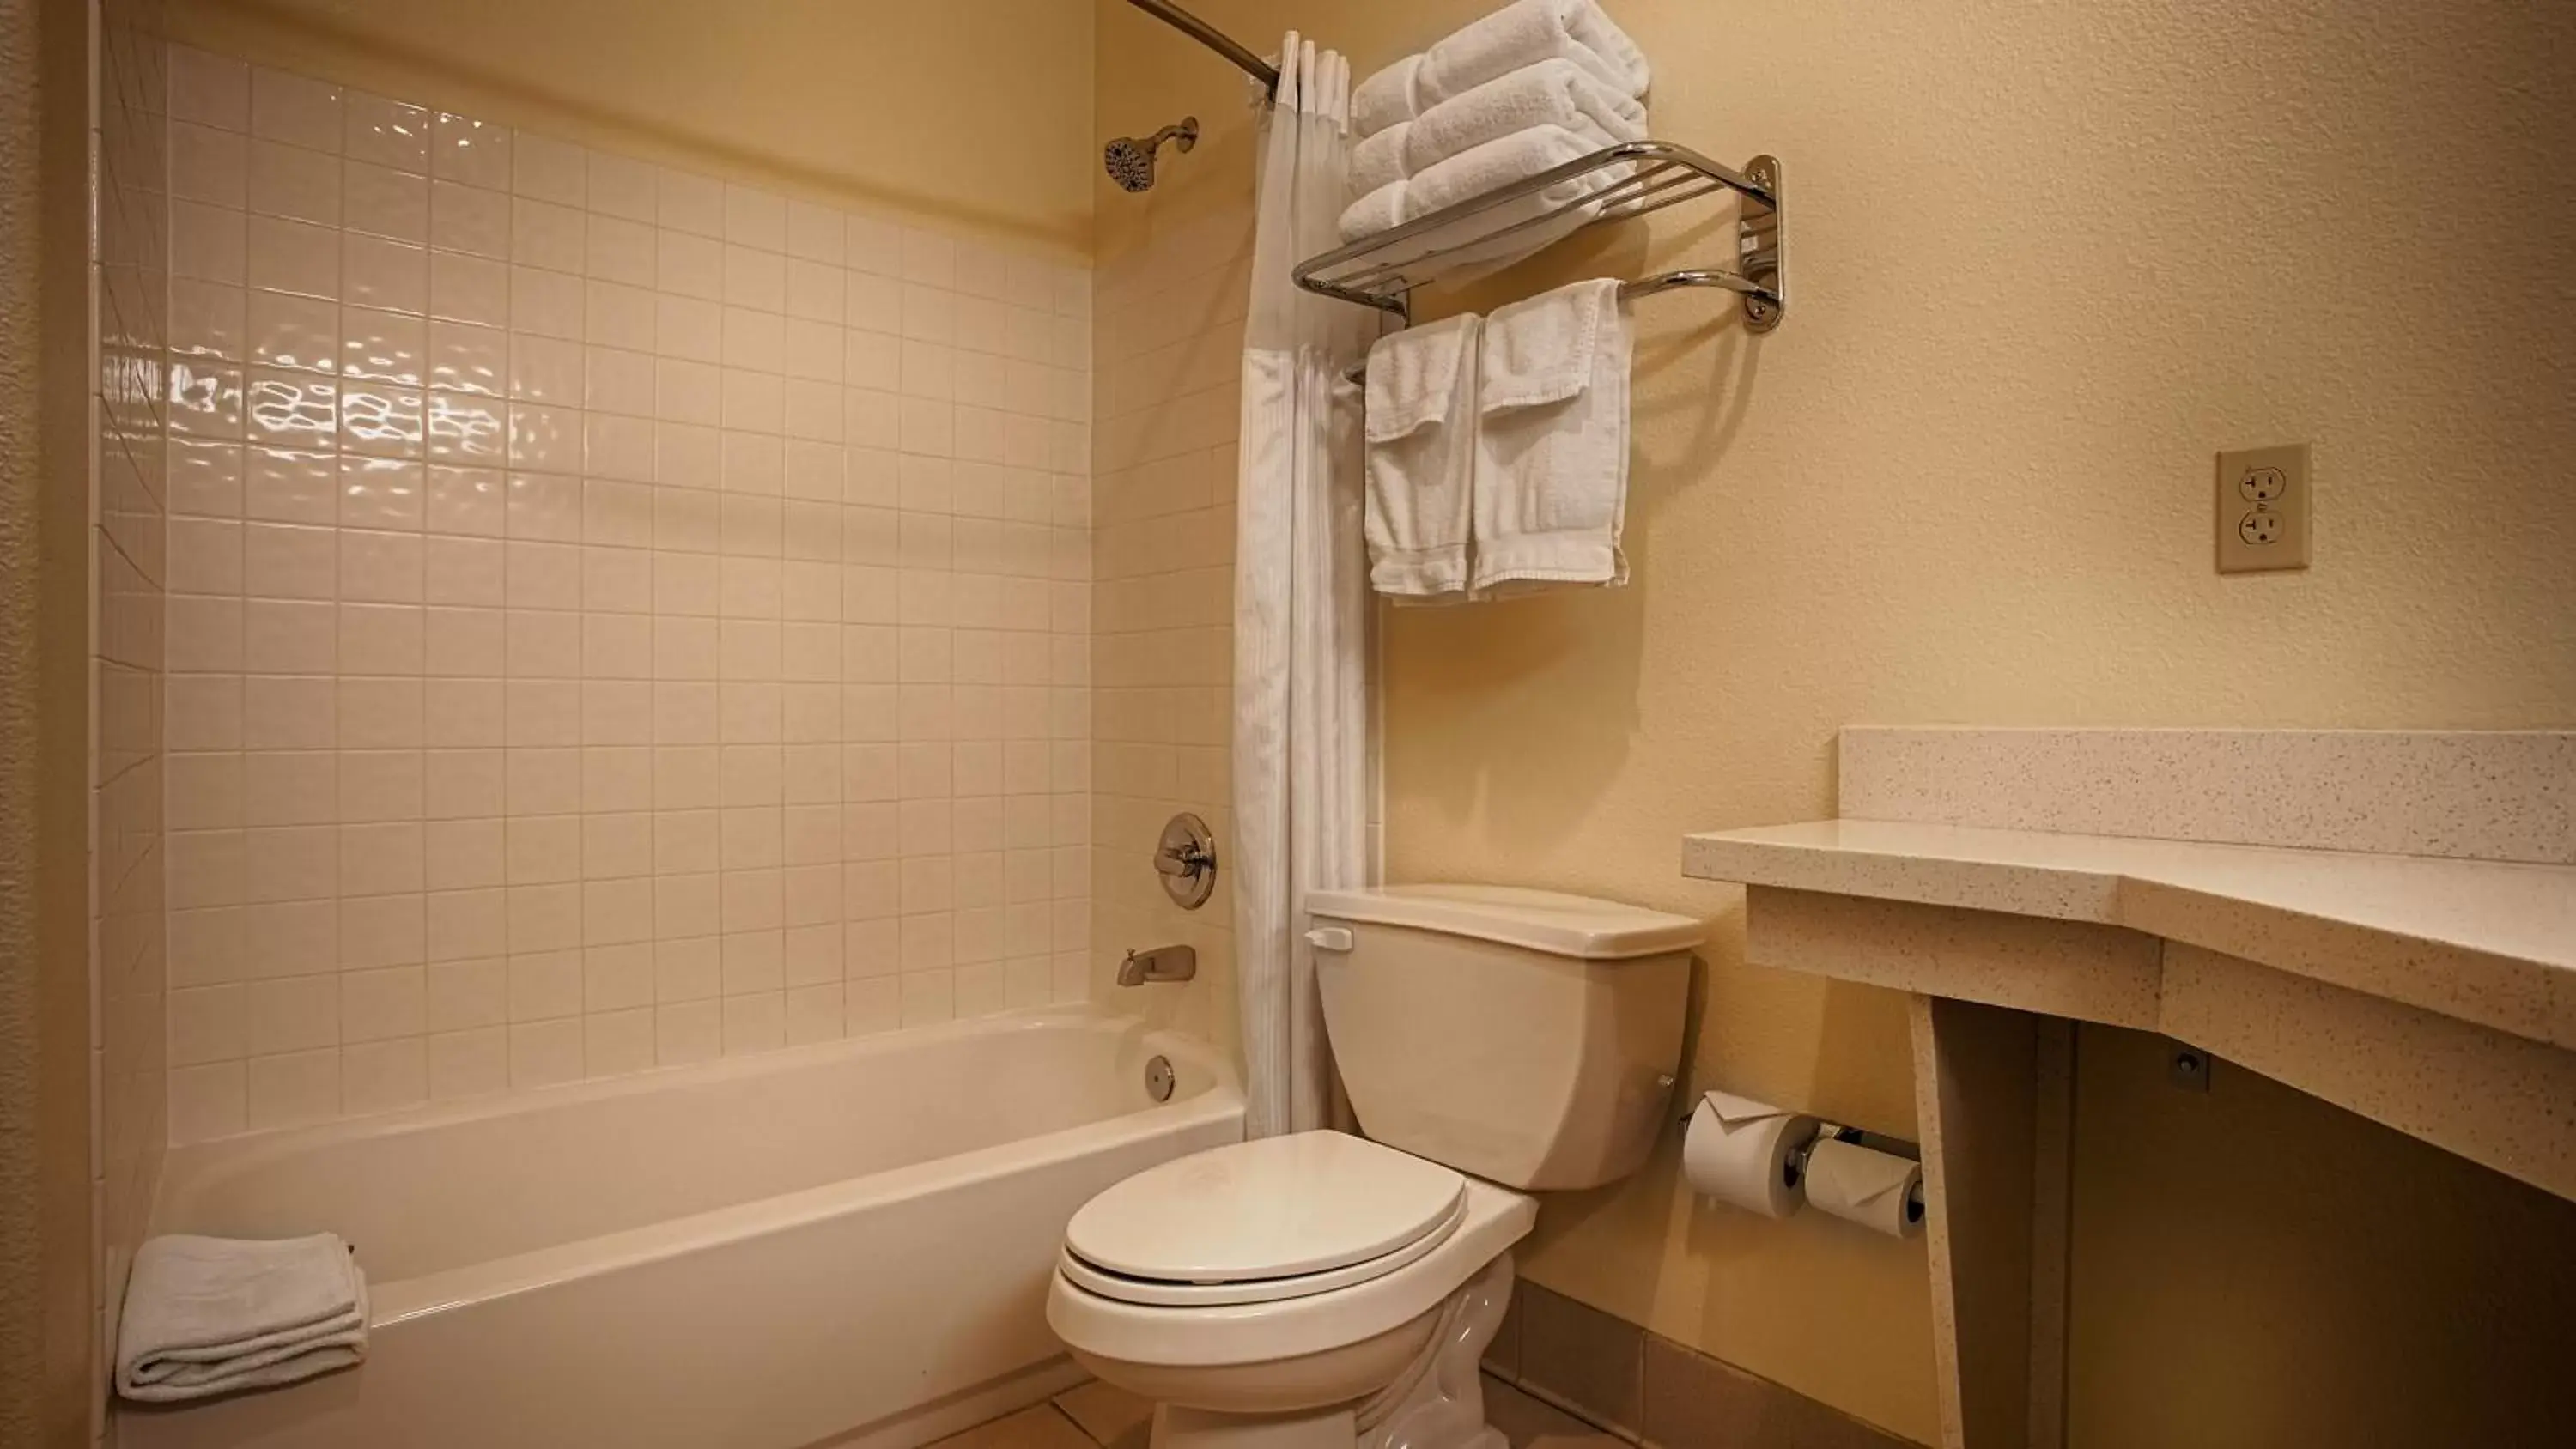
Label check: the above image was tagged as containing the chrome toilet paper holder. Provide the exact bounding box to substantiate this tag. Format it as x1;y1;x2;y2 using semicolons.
1679;1094;1929;1229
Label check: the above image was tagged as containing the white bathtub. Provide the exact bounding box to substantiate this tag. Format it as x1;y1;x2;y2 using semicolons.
117;1008;1242;1449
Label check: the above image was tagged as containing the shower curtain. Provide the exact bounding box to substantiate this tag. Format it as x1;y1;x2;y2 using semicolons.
1236;36;1374;1138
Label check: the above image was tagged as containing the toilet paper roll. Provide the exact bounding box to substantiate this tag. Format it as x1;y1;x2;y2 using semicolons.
1681;1092;1818;1219
1801;1137;1925;1239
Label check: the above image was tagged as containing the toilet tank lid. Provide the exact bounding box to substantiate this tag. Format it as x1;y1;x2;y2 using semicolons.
1307;884;1704;960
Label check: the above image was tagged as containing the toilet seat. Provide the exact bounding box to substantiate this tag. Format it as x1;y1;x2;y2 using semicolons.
1058;1192;1467;1307
1049;1168;1540;1372
1062;1132;1468;1303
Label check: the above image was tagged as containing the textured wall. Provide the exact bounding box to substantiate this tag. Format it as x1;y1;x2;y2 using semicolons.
1103;0;2576;1442
161;0;1097;257
5;0;132;1440
0;0;59;1434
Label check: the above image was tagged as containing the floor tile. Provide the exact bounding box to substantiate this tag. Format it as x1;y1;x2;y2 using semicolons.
1054;1379;1153;1449
1485;1373;1627;1449
927;1404;1098;1449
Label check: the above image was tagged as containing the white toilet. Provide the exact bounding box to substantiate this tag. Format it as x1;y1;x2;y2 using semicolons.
1047;885;1702;1449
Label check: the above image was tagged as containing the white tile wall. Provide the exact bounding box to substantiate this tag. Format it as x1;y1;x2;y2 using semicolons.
1088;203;1250;1049
160;46;1096;1142
98;1;172;1422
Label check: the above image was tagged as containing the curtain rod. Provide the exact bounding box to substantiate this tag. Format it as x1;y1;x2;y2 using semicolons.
1118;0;1280;94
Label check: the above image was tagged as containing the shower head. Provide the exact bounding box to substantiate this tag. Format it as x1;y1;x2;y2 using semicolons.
1104;117;1199;192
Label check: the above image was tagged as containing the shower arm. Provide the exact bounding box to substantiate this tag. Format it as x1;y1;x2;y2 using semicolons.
1118;0;1280;94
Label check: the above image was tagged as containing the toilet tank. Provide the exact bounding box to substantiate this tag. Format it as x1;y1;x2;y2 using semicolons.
1307;885;1701;1191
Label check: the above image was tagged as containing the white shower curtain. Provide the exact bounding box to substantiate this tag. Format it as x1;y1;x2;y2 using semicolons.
1236;36;1374;1138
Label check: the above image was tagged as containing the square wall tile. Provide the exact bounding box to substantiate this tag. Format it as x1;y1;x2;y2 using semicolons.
158;47;1099;1140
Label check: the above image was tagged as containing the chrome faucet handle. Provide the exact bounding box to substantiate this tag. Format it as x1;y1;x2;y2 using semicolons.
1154;840;1213;876
1154;813;1217;910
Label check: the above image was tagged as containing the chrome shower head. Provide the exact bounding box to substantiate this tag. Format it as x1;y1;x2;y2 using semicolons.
1104;117;1199;192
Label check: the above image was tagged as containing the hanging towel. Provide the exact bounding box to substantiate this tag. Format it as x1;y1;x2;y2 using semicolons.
1350;59;1646;196
1352;1;1649;137
1473;278;1631;594
1364;313;1483;600
116;1234;370;1403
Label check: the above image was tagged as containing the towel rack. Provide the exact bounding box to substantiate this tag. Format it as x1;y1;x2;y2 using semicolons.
1295;140;1786;333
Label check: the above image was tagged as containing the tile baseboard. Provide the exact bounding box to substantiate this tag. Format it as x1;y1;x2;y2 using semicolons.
1488;1281;1919;1449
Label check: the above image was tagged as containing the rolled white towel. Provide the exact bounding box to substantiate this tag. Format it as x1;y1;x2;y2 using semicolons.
116;1234;370;1403
1339;124;1615;241
1352;54;1423;138
1340;179;1408;244
1336;125;1628;283
1352;1;1649;137
1408;124;1609;218
1351;58;1645;196
1412;60;1643;173
1350;122;1413;197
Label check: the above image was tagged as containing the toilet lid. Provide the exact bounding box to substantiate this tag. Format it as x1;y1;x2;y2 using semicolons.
1064;1131;1467;1288
1055;1192;1466;1307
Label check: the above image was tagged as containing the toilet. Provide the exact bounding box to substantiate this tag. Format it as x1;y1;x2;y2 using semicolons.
1047;885;1702;1449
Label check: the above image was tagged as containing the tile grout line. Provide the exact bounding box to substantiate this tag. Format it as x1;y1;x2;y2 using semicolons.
1498;1373;1642;1447
1047;1398;1109;1447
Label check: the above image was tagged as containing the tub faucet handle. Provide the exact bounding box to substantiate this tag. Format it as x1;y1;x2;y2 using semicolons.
1118;944;1198;986
1154;813;1217;911
1155;840;1212;876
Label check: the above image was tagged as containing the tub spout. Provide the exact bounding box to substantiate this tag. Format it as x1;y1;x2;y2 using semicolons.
1117;944;1197;986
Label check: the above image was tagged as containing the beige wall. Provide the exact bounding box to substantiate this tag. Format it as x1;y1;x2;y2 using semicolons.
7;0;156;1440
163;0;1097;258
1107;0;2573;1443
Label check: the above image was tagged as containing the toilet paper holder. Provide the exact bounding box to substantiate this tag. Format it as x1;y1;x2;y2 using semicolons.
1680;1094;1928;1229
1789;1124;1927;1230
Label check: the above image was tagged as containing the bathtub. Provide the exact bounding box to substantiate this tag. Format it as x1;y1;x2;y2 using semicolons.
117;1008;1242;1449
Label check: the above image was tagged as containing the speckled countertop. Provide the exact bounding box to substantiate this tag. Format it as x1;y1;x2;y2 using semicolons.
1683;820;2576;1052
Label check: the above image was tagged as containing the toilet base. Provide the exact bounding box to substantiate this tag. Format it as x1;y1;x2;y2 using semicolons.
1136;1256;1517;1449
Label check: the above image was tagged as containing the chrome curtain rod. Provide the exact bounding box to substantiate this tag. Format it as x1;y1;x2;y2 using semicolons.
1119;0;1280;94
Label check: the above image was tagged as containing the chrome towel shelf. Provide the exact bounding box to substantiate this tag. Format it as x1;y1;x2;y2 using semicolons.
1292;141;1787;332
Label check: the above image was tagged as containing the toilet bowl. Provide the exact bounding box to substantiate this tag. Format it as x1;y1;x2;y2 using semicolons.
1048;886;1702;1449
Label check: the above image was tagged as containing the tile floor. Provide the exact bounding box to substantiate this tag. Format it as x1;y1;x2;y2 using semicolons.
928;1374;1618;1449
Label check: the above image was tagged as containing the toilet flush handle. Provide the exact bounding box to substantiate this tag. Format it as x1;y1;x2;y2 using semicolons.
1304;925;1353;952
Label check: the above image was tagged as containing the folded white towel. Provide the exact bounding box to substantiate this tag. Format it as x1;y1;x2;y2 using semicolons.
1350;58;1645;197
1364;313;1483;600
1407;124;1610;224
1337;125;1626;289
1348;124;1412;200
116;1234;370;1403
1353;1;1649;137
1473;278;1631;594
1352;54;1425;140
1341;179;1407;244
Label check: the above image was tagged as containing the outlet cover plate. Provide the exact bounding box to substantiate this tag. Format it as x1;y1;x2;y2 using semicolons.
2216;443;2311;573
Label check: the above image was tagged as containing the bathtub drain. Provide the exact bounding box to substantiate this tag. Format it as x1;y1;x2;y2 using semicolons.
1145;1055;1176;1102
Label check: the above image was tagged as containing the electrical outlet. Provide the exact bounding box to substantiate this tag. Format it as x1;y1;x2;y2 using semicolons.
2216;443;2311;573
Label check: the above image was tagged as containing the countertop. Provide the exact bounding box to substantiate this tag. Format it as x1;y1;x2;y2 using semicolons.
1683;818;2576;1052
